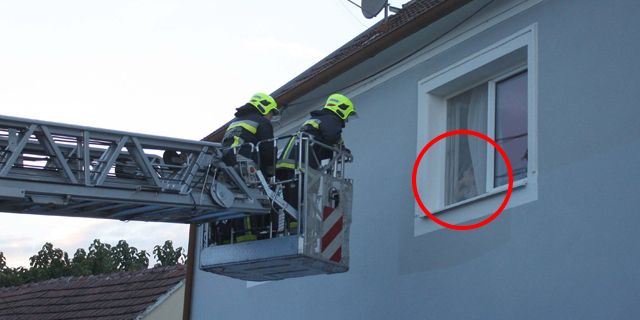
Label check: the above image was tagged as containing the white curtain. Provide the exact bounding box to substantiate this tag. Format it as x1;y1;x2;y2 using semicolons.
467;85;487;195
445;83;487;205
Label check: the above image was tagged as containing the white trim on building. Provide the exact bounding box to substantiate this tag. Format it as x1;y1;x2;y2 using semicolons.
414;24;539;235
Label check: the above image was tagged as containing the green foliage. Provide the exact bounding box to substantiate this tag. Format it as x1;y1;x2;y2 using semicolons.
0;267;30;288
0;238;184;288
111;240;149;271
70;248;92;276
0;252;6;270
153;240;186;267
28;243;71;282
86;239;115;275
0;252;12;288
0;251;34;287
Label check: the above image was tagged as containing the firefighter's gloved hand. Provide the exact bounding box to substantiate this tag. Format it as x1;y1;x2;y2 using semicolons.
264;166;275;178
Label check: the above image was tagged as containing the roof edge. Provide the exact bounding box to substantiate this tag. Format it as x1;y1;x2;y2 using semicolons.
204;0;472;142
135;280;185;320
275;0;473;107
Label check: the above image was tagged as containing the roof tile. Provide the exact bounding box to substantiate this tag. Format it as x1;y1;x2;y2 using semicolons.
0;265;185;320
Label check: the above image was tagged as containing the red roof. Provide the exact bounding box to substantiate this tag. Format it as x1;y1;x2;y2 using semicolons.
0;265;185;320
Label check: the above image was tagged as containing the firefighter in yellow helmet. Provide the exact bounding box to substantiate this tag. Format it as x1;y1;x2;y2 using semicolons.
220;93;279;243
276;93;356;212
222;92;279;176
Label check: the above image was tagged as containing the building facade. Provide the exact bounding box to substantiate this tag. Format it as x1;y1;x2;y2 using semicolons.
190;0;640;319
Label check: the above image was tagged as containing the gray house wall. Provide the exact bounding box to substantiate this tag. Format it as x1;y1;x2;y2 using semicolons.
191;0;640;319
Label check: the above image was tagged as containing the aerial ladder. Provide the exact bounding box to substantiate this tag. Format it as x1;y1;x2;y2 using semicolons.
0;114;353;281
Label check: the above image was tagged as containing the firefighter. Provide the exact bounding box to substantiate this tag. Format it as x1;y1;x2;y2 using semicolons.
275;93;356;224
222;92;279;176
220;92;279;243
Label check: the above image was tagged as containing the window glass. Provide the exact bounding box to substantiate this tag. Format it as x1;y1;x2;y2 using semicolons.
494;71;528;186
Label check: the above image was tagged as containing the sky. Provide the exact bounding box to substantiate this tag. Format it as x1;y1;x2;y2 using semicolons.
0;0;403;268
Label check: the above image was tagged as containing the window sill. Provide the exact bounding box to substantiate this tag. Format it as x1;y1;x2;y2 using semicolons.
431;179;527;215
414;174;537;236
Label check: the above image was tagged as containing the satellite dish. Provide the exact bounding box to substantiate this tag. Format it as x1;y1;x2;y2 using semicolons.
361;0;387;19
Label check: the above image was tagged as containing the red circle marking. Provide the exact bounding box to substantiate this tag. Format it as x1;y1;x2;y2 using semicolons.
412;130;514;230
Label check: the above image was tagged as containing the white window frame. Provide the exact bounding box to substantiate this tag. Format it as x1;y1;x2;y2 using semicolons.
415;26;538;235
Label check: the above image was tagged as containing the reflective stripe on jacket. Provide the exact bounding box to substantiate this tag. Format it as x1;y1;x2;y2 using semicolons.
277;109;344;170
222;104;275;174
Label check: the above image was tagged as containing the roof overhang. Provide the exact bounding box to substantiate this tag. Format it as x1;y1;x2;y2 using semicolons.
203;0;472;142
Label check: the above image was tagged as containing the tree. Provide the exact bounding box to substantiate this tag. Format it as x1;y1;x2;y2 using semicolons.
28;243;71;282
10;267;32;286
70;248;92;276
86;239;116;275
1;252;30;287
111;240;149;271
0;252;6;270
1;239;183;288
153;240;186;267
0;252;13;288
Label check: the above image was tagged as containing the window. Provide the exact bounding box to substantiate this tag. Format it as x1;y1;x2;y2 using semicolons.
445;69;528;205
415;26;538;235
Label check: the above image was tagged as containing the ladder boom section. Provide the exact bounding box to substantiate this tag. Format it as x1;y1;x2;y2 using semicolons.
0;114;271;223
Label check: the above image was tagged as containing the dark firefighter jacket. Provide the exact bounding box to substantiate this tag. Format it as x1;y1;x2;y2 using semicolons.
222;103;275;175
277;109;345;170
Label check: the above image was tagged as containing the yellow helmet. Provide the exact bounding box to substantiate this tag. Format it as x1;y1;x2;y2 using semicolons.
248;93;278;115
323;93;355;120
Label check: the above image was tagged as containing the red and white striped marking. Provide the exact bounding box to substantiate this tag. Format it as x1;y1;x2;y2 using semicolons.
321;206;343;263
